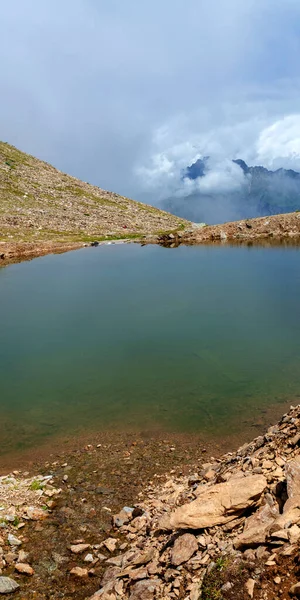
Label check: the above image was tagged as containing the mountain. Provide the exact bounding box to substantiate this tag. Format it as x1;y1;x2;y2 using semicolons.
0;142;188;246
162;158;300;224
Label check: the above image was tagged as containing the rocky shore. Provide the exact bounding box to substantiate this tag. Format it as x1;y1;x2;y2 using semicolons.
158;211;300;247
1;407;300;598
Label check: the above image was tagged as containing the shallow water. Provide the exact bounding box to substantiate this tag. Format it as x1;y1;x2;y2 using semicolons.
1;243;300;454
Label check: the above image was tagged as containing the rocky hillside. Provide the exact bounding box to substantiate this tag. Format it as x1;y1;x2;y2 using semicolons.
0;141;188;246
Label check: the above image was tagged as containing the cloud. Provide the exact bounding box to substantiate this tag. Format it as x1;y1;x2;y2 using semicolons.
1;0;300;205
257;115;300;170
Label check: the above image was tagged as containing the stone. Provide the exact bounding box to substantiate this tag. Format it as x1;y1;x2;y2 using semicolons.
8;534;22;547
26;506;48;520
221;581;233;591
288;525;300;544
18;550;28;562
273;457;300;528
0;577;19;594
15;563;34;576
270;529;289;541
70;543;90;554
234;501;278;549
290;582;300;597
290;433;300;446
171;534;198;566
103;538;118;553
170;475;267;529
129;578;161;599
245;578;255;598
129;549;155;567
84;554;94;563
274;576;281;584
112;507;134;528
70;566;88;578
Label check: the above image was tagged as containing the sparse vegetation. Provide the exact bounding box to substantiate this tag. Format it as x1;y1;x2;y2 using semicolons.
0;141;189;250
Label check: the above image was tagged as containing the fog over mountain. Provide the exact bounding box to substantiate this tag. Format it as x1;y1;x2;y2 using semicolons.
159;156;300;224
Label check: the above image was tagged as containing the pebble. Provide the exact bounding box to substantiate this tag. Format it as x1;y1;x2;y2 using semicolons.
70;566;88;578
84;554;94;563
103;538;118;552
245;578;255;598
8;534;22;547
15;563;34;576
70;544;90;554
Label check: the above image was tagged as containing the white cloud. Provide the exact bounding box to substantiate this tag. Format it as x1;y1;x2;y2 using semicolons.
256;114;300;170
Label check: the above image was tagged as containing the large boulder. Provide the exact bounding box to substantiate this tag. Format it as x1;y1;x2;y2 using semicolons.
170;475;267;529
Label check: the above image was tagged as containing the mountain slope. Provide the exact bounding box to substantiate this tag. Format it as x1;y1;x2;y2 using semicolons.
0;142;188;245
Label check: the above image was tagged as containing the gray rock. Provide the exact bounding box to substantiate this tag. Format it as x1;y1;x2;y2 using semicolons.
8;534;22;547
0;577;20;594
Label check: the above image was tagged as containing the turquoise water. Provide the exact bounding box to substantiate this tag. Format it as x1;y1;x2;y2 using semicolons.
1;243;300;453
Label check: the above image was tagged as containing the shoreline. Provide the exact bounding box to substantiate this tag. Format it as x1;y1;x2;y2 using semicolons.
1;211;300;268
1;403;300;598
0;395;293;474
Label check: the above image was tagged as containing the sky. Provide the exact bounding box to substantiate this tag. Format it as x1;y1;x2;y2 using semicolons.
2;0;300;206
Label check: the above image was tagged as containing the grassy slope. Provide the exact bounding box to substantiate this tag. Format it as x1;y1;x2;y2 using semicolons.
0;141;188;244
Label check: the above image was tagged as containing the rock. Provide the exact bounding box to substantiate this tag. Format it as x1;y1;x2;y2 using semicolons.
221;581;233;591
171;534;198;566
84;553;94;563
18;550;28;562
5;553;18;565
203;469;216;482
270;529;289;541
15;563;34;576
273;457;300;528
26;506;48;520
70;566;88;578
103;538;118;553
129;549;155;567
170;475;267;529
245;578;255;598
70;543;90;554
288;524;300;544
8;534;22;547
290;582;300;597
290;433;300;446
274;576;281;584
234;501;278;549
112;507;134;528
129;578;161;599
0;577;19;594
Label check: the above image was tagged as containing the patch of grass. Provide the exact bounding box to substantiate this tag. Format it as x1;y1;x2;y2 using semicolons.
30;479;44;491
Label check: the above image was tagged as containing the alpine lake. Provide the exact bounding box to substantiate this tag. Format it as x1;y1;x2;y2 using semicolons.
1;242;300;456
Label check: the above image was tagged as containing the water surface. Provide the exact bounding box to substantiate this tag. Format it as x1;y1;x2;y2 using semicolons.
1;244;300;454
